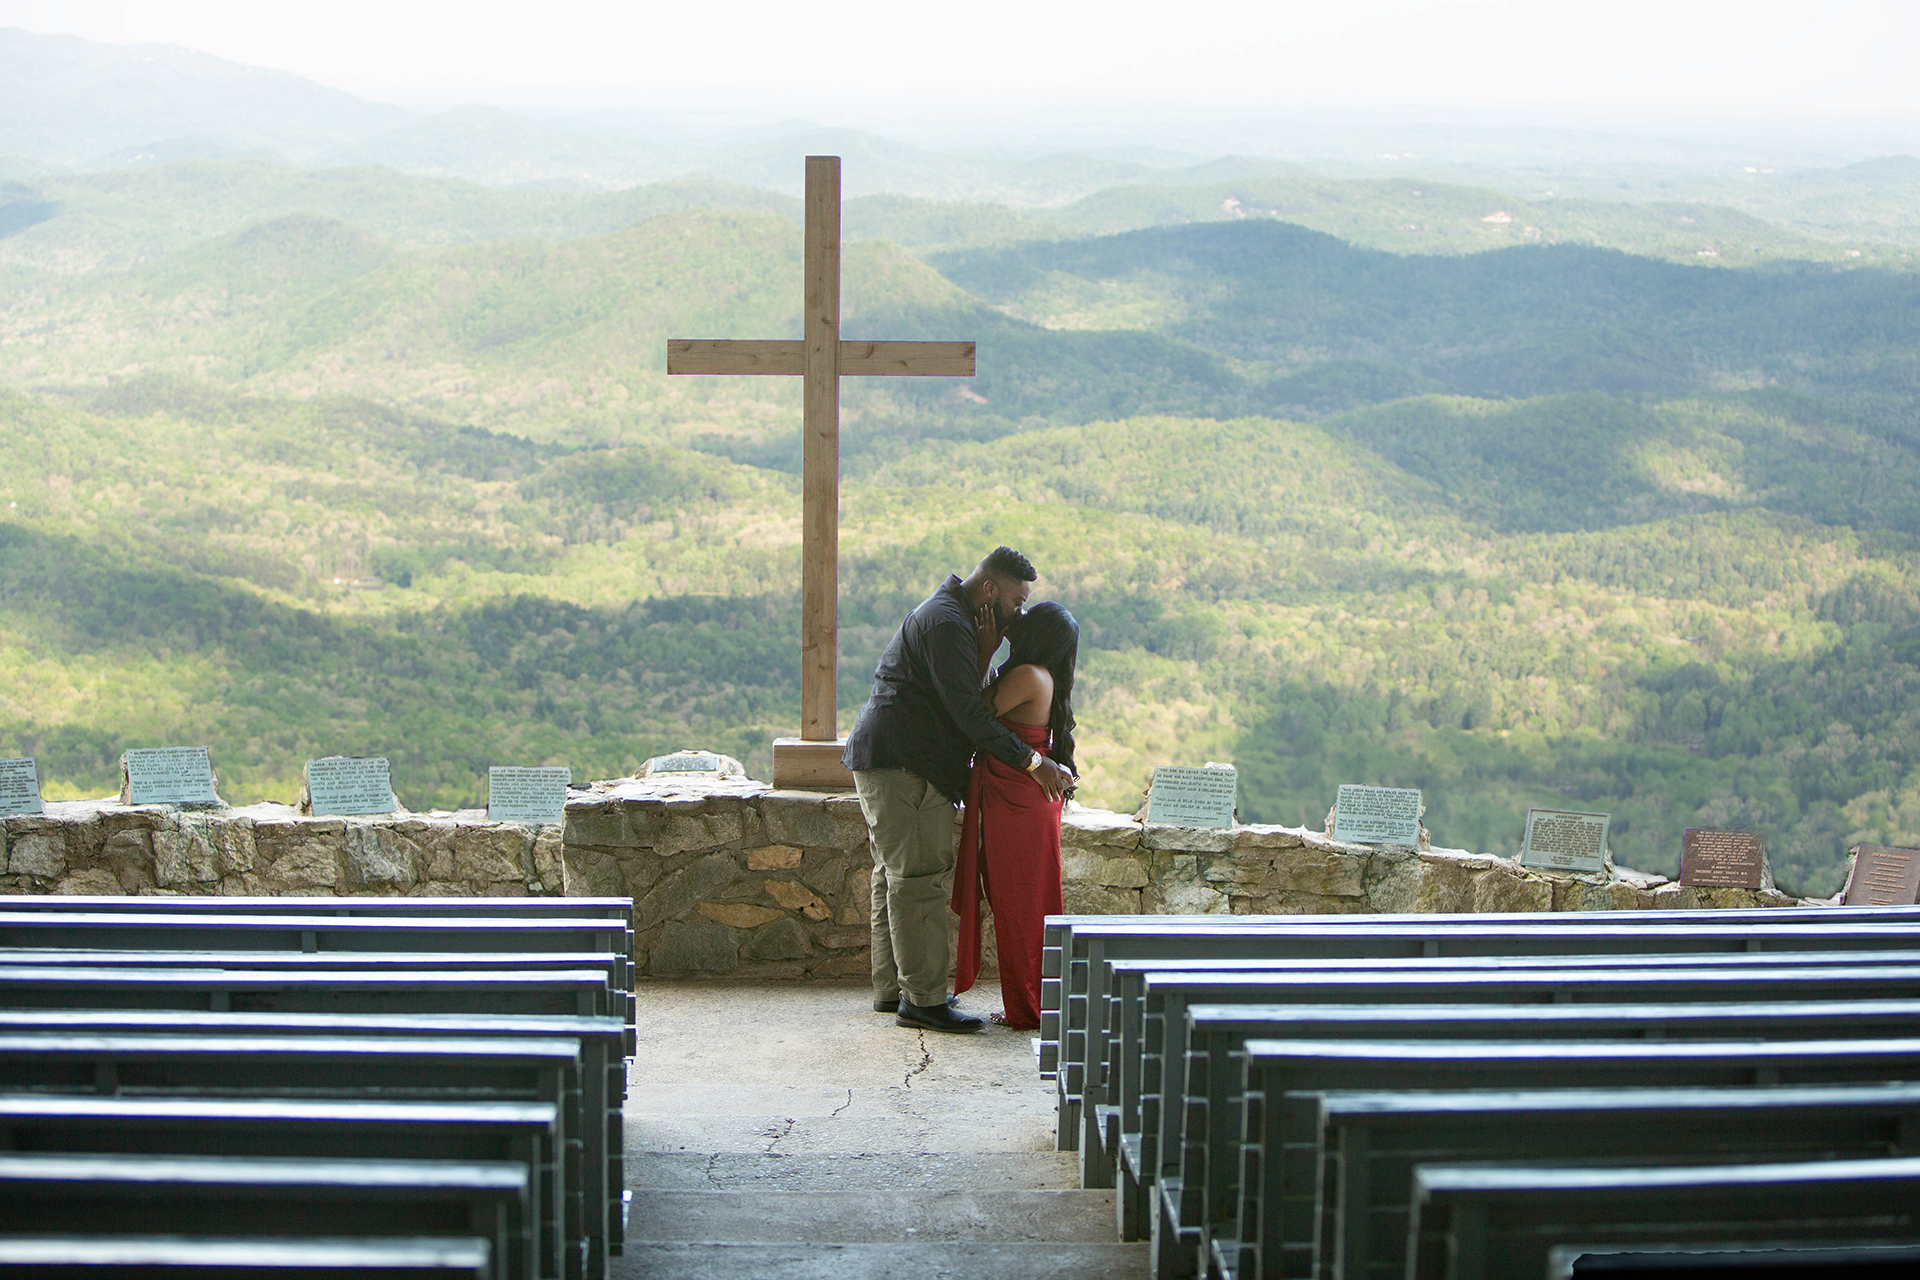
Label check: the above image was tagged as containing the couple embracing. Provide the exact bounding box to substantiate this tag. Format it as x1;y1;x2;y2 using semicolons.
842;546;1079;1033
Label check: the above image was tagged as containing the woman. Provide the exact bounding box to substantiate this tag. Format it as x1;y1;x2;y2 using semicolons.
952;601;1079;1030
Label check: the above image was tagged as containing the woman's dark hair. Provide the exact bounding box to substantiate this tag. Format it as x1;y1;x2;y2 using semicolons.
1003;600;1078;785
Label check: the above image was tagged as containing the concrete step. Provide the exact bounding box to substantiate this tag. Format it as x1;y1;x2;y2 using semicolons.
625;1111;1054;1156
627;1188;1116;1244
627;1151;1081;1193
611;1241;1149;1279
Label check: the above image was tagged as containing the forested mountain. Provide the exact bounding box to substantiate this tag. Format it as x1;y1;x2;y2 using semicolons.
5;59;1920;895
0;28;410;164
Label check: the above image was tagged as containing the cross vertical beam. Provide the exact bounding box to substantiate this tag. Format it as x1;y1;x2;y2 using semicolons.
802;156;841;743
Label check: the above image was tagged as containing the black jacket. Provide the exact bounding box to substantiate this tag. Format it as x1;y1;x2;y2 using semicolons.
842;575;1036;801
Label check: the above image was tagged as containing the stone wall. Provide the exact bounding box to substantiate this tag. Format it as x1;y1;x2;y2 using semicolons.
3;775;1820;981
1;799;562;898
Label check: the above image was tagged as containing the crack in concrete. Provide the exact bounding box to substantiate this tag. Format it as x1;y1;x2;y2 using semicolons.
761;1117;794;1154
702;1151;724;1187
904;1030;932;1089
829;1088;854;1118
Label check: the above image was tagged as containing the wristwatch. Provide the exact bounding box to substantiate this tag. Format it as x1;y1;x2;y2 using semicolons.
1025;753;1045;773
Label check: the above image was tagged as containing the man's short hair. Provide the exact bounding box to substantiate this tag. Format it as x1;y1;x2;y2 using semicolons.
982;546;1037;582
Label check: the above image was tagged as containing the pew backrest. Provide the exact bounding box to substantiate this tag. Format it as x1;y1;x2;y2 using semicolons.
0;1152;532;1280
1236;1039;1920;1280
1321;1083;1920;1280
0;912;633;960
1098;950;1920;1142
7;895;631;923
1046;919;1920;1097
0;1234;496;1278
1409;1157;1920;1280
1157;967;1920;1216
0;965;624;1020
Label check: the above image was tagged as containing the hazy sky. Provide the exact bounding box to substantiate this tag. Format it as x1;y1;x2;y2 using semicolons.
5;0;1917;120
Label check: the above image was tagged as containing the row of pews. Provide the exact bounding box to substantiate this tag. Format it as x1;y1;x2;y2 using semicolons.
1040;908;1920;1280
0;895;636;1280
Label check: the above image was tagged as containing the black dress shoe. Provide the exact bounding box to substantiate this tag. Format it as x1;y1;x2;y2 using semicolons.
896;1000;984;1033
873;994;958;1013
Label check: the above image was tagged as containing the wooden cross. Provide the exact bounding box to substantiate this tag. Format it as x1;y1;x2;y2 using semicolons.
667;155;976;787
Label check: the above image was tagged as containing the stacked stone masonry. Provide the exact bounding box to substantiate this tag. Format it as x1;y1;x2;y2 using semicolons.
4;775;1822;979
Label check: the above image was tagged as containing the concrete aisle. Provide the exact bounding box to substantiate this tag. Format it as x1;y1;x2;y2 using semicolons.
618;979;1148;1279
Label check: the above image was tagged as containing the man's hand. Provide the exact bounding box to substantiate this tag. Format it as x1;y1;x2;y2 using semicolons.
1031;757;1073;802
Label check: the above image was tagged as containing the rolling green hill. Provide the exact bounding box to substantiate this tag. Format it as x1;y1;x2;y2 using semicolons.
7;173;1920;896
5;376;1919;895
1033;174;1911;267
12;208;1917;452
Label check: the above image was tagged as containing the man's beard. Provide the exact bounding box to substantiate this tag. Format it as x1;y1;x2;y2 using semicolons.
995;597;1023;630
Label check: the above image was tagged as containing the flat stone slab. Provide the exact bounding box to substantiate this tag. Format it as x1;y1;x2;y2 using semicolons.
611;1243;1148;1279
626;1151;1081;1194
626;1113;1057;1157
628;1189;1119;1243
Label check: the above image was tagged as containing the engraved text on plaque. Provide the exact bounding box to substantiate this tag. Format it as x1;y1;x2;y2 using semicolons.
1680;828;1768;889
1146;765;1238;829
1333;784;1423;845
1521;808;1610;875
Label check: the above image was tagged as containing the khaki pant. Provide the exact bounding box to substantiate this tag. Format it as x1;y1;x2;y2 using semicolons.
853;768;958;1008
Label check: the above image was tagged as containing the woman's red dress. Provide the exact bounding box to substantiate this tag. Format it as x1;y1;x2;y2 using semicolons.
951;718;1064;1030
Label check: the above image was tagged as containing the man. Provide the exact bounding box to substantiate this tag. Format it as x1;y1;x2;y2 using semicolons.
843;546;1075;1033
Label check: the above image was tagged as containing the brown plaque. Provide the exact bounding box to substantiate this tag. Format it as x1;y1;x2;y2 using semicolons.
1679;828;1768;889
1843;845;1920;907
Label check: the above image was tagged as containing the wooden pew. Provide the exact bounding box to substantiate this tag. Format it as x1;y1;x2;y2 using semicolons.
0;950;633;996
1041;905;1920;1061
1041;905;1920;1034
0;1235;496;1278
0;911;632;962
1318;1083;1920;1280
1227;1038;1920;1280
0;1096;559;1279
0;897;638;1279
5;896;631;925
1177;1001;1920;1275
1089;949;1920;1192
1097;962;1920;1244
0;1152;531;1280
0;1009;629;1275
1407;1158;1920;1280
0;965;625;1021
1047;919;1920;1147
0;1033;578;1280
1139;965;1920;1248
1562;1243;1920;1277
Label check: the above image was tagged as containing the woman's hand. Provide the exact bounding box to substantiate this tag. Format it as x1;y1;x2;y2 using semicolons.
974;602;1002;674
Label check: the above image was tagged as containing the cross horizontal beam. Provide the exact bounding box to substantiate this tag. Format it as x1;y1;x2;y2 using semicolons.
667;339;976;377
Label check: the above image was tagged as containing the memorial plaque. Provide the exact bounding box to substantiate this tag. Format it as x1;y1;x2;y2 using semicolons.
122;747;220;806
1843;844;1920;907
648;752;723;774
488;766;571;826
1332;784;1423;845
1679;827;1768;889
1146;765;1238;829
0;757;42;817
305;756;396;817
1520;808;1611;875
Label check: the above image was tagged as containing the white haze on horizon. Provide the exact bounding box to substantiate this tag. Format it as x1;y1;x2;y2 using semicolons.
2;0;1917;152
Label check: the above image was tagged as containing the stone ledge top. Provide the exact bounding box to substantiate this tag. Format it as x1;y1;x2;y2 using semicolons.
570;775;773;809
7;798;561;830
